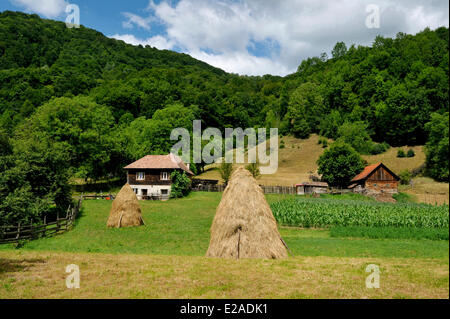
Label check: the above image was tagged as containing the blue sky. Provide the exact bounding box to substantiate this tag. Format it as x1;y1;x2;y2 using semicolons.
2;0;449;76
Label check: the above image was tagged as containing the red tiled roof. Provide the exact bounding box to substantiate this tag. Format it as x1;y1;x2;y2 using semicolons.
124;154;194;175
351;162;382;182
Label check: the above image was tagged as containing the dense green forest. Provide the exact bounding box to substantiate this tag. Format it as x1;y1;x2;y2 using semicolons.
0;11;448;224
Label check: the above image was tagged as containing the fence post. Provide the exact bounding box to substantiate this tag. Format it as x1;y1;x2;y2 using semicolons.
16;222;21;239
43;215;47;237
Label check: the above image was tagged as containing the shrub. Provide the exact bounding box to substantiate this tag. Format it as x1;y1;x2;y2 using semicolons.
407;149;415;157
170;171;191;198
369;142;390;155
219;162;233;185
280;140;285;149
399;170;412;185
292;118;311;139
245;162;260;178
397;149;406;158
425;112;449;182
318;137;328;148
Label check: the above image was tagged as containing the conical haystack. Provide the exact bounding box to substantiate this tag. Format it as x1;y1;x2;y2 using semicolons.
206;167;288;259
107;183;145;228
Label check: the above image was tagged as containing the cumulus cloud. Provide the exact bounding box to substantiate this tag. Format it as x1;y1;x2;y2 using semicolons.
10;0;69;18
122;12;153;30
113;0;449;75
111;34;175;50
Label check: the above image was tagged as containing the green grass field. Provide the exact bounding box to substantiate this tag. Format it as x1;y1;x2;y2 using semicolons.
1;192;448;258
0;192;448;298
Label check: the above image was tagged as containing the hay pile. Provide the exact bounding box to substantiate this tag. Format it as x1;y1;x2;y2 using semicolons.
206;167;288;259
107;183;145;228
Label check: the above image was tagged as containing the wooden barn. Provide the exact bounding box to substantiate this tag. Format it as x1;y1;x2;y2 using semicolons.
348;162;399;194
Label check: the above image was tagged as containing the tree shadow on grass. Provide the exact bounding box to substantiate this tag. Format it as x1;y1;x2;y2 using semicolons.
0;258;46;275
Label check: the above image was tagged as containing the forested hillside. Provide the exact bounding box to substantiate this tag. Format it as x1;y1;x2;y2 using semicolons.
0;11;448;224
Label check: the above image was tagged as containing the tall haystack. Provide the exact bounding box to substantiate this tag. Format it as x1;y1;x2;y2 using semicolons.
107;183;145;228
206;167;288;259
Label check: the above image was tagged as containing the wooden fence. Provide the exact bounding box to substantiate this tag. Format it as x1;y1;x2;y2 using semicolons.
81;194;115;200
192;184;297;194
0;198;83;244
192;184;226;192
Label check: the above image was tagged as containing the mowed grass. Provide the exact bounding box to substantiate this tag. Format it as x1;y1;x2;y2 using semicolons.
0;250;448;299
0;192;448;298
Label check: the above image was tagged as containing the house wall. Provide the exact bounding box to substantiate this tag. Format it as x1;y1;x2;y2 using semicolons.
129;184;172;199
126;169;173;186
126;168;176;200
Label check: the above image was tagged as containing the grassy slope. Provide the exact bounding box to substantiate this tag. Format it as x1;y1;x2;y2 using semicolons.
196;134;449;204
0;193;448;299
0;192;448;298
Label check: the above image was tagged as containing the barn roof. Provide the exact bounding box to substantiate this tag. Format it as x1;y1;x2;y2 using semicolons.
124;154;194;175
295;182;329;187
351;162;399;182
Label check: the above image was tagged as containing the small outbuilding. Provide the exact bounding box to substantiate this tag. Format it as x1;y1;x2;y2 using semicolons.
349;162;399;194
295;182;329;195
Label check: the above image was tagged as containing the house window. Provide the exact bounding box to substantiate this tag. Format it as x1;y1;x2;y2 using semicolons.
161;189;168;195
161;172;169;181
136;172;145;181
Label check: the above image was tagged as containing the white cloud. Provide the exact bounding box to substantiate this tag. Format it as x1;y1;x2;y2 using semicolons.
11;0;69;18
114;0;449;76
111;34;175;50
122;12;153;30
190;50;290;76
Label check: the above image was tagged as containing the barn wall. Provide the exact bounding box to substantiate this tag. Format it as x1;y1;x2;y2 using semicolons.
367;167;397;182
365;180;398;193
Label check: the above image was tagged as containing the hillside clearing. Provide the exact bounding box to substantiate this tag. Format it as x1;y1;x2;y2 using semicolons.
197;135;427;186
196;134;448;205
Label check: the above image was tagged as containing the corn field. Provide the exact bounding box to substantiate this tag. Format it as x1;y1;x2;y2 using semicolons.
271;198;449;228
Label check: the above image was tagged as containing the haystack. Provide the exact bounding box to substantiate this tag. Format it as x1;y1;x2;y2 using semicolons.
206;167;288;259
107;183;145;228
